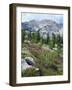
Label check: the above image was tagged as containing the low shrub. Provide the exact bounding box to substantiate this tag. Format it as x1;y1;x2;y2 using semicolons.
22;68;39;77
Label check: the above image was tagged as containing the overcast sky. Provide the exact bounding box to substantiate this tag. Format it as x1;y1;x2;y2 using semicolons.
21;13;63;24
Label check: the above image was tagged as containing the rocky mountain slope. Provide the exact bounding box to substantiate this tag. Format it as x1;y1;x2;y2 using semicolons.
21;19;63;36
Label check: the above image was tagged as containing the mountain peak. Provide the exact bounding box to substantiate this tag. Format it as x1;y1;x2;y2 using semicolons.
21;19;63;36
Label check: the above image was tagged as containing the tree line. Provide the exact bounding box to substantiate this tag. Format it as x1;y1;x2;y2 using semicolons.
21;29;63;50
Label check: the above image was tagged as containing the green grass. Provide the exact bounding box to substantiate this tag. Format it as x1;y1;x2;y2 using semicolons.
21;41;63;77
22;68;39;77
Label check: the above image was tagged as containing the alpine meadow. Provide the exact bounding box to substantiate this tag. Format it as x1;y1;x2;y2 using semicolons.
21;13;63;77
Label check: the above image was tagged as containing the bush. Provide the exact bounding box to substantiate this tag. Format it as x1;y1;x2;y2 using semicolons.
22;68;39;77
